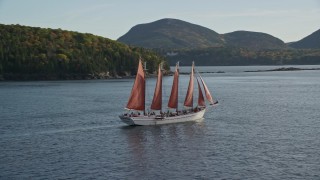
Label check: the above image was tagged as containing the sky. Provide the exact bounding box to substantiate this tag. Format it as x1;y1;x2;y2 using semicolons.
0;0;319;42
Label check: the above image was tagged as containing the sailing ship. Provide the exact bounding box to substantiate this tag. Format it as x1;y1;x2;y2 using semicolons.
119;58;218;126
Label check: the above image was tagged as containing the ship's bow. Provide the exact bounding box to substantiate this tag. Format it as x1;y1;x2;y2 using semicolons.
119;115;135;125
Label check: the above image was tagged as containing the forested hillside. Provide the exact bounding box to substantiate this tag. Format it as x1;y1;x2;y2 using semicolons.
162;47;320;66
0;24;168;80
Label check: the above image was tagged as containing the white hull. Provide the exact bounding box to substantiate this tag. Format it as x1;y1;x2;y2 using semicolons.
119;109;206;126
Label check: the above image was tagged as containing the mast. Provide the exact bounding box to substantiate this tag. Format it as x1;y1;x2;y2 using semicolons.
184;61;194;108
196;77;206;107
144;61;147;114
150;63;162;111
126;58;145;112
168;62;179;112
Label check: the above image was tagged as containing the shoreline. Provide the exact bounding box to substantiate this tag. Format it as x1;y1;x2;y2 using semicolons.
243;67;320;73
0;73;162;82
1;67;320;81
186;67;320;74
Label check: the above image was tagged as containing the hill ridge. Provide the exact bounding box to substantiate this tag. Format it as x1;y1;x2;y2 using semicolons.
118;18;224;49
289;29;320;49
118;18;291;50
222;30;286;50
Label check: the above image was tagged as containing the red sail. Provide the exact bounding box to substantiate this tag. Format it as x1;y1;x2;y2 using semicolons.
168;63;179;109
197;77;206;107
184;62;194;107
126;59;145;111
151;64;162;110
199;75;214;105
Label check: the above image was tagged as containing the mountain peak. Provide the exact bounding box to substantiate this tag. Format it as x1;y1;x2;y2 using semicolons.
289;29;320;49
223;30;286;49
118;18;223;49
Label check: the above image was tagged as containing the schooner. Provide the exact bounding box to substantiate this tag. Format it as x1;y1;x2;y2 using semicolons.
119;58;218;125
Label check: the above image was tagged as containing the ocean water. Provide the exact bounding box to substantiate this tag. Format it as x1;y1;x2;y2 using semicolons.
1;66;320;179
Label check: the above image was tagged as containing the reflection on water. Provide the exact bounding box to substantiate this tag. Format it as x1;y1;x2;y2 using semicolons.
121;121;208;177
122;121;206;154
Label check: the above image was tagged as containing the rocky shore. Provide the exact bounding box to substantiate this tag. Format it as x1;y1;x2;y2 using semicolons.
0;70;170;81
0;73;120;81
244;67;320;72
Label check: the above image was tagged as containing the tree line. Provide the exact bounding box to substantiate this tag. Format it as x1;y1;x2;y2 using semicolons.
156;47;320;66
